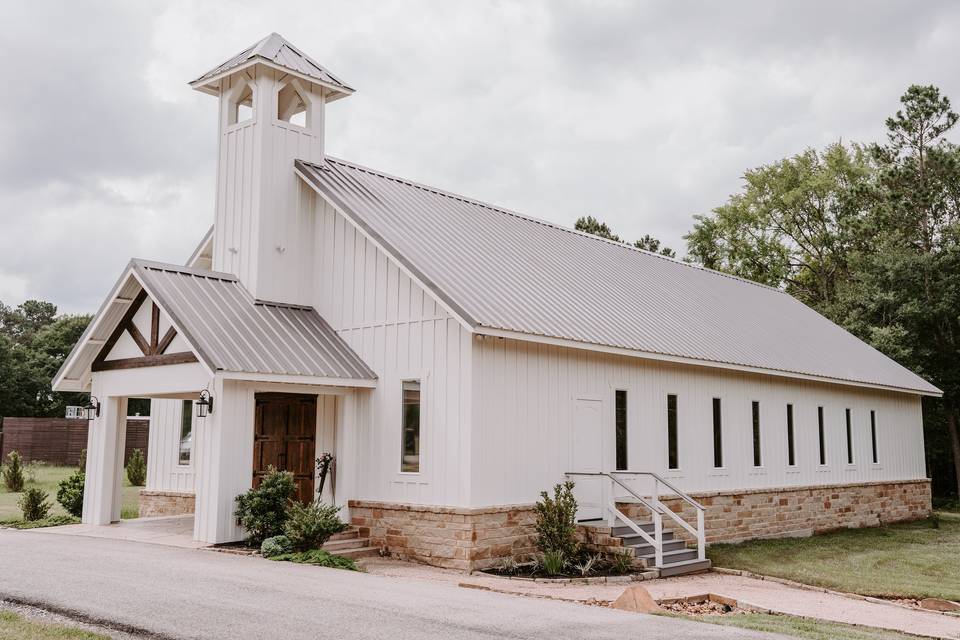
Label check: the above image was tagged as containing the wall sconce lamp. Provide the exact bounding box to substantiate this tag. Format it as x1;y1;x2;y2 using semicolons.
196;389;214;418
84;396;101;420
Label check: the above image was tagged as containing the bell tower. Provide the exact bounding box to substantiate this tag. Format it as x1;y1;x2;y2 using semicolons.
190;34;353;303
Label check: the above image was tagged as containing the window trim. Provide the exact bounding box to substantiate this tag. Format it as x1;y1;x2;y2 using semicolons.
177;399;193;467
751;400;762;468
614;389;628;472
845;408;854;465
786;403;796;467
817;406;827;467
399;379;423;475
712;397;723;469
870;409;879;465
666;393;679;471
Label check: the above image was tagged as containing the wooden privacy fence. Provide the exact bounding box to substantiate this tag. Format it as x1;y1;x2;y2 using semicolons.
0;417;149;466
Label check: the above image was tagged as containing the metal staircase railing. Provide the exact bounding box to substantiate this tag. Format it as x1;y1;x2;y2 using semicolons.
564;471;707;565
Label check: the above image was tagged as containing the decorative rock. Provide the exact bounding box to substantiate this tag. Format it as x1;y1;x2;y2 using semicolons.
919;598;960;612
611;586;661;614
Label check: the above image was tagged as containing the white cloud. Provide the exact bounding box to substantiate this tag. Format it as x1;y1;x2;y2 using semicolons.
2;0;959;313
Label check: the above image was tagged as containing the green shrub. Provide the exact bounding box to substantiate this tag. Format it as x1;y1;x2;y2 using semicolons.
284;501;348;550
126;449;146;486
2;451;25;492
4;515;79;529
534;480;580;557
57;470;85;517
234;467;297;545
542;549;567;576
268;549;360;571
19;488;51;521
261;535;293;558
77;448;87;471
609;548;635;575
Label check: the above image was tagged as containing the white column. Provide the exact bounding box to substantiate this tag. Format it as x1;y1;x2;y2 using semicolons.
334;391;362;520
82;389;126;525
111;397;128;522
193;377;254;544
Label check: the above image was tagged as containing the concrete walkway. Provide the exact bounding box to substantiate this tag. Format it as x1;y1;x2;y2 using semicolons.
362;559;960;639
30;514;207;549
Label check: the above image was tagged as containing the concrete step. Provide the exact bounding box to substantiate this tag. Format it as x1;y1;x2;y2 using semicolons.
336;546;380;560
625;538;688;557
658;558;712;577
636;547;700;566
322;537;371;552
328;529;360;542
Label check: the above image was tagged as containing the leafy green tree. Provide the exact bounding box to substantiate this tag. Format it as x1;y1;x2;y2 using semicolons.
575;216;676;257
634;234;677;258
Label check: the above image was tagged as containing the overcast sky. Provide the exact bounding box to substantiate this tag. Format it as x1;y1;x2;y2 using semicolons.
2;1;959;314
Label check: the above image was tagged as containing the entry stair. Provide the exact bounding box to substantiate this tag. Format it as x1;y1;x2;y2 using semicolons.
567;471;711;577
321;526;379;560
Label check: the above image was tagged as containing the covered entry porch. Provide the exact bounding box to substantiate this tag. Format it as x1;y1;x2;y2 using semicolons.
51;260;377;544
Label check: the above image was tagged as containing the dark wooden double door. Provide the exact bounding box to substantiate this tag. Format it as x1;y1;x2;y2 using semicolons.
253;393;316;503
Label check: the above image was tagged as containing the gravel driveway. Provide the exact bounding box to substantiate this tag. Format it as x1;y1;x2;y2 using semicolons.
0;529;782;640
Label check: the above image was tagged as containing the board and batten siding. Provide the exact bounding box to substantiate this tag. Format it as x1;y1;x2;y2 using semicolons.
471;335;926;506
144;399;195;494
311;198;473;507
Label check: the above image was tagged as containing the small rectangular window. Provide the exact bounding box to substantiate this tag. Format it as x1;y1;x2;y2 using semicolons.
818;406;826;465
845;408;854;464
401;380;421;473
667;394;678;470
712;398;723;468
870;410;878;464
752;401;762;467
615;390;628;471
786;404;796;466
178;400;193;465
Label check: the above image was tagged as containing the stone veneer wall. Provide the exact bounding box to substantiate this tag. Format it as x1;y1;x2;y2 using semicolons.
139;490;196;518
351;479;929;572
348;501;537;571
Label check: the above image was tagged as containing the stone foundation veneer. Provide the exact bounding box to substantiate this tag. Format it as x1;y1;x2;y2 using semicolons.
350;479;930;572
138;490;196;518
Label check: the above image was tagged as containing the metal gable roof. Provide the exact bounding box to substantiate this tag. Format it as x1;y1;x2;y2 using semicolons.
296;157;940;396
190;33;353;98
53;260;375;390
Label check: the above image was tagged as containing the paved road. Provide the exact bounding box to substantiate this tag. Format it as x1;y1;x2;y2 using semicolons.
0;530;780;640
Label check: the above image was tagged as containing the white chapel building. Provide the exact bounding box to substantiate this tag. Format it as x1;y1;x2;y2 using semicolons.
54;34;938;573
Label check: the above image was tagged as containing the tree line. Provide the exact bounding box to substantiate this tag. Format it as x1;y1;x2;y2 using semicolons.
580;85;960;500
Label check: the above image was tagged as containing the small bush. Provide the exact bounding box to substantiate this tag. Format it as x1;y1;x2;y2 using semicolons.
534;480;580;558
261;535;293;558
126;449;146;486
268;549;360;571
284;501;348;550
542;549;567;576
2;451;25;492
609;548;635;575
77;448;87;471
57;470;85;517
572;553;601;577
4;515;79;529
234;467;297;546
19;488;51;521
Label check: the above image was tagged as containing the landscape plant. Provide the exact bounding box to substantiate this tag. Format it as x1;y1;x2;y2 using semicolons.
77;448;86;471
533;480;580;558
609;548;636;575
125;449;146;486
2;451;25;492
18;487;51;521
260;535;293;558
57;470;85;517
267;548;359;571
234;467;297;545
283;500;348;550
541;549;567;576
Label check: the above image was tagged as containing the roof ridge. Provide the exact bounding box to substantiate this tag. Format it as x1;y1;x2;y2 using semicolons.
319;156;785;295
131;258;238;283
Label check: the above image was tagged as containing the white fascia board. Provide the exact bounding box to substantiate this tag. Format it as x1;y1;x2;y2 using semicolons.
295;165;477;334
217;370;377;388
190;60;353;101
475;326;942;398
186;226;214;267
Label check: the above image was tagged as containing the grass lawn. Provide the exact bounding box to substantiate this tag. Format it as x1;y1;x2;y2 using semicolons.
677;612;936;640
0;610;109;640
708;512;960;601
0;464;140;522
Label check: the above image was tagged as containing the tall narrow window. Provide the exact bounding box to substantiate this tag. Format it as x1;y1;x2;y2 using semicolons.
712;398;723;468
845;408;854;464
615;390;628;471
667;394;678;470
818;406;826;465
401;380;421;472
752;401;762;467
178;400;193;465
870;410;878;464
786;404;796;466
